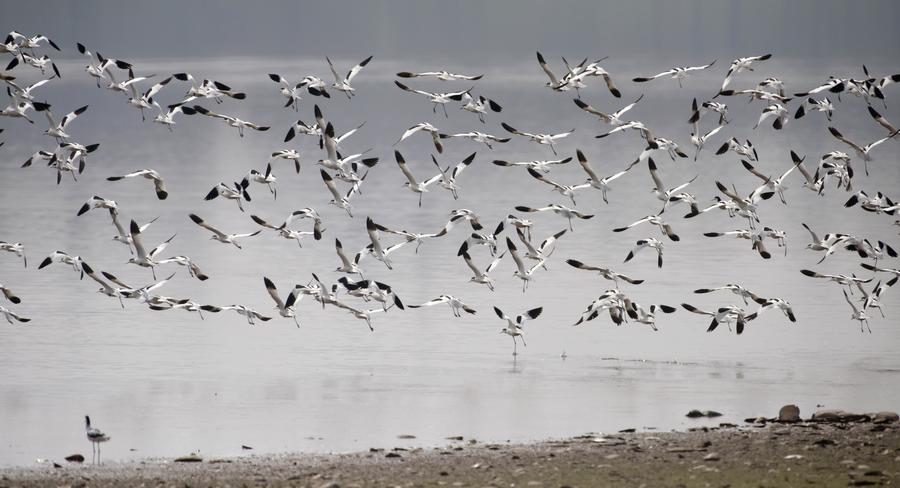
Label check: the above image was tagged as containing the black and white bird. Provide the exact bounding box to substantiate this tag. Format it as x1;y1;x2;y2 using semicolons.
501;122;574;155
494;305;543;355
396;70;483;81
693;284;761;305
394;122;443;153
458;241;505;291
506;237;544;292
127;220;176;279
613;214;680;241
408;295;476;317
574;149;630;203
720;54;772;91
267;73;305;110
828;126;898;174
703;228;772;259
205;181;250;212
0;305;29;324
573;95;643;126
715;137;758;161
174;72;246;103
440;131;510;150
681;303;755;334
431;152;476;200
633;60;716;87
0;283;21;304
623;238;664;268
37;250;83;277
189;214;260;249
107;169;168;200
491;157;572;174
394;81;470;117
514;204;594;231
333;238;364;276
320;169;356;217
565;259;644;286
193;105;269;137
38;104;88;142
394;150;442;207
84;416;110;465
326;55;373;98
152;102;195;130
245;163;278;199
0;241;26;267
264;277;301;327
460;93;502;123
843;289;872;333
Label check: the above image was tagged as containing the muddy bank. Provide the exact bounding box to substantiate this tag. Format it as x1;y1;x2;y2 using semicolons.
2;422;898;487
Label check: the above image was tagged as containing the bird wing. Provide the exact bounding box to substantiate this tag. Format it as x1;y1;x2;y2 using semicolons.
536;51;559;84
346;55;372;82
189;214;227;239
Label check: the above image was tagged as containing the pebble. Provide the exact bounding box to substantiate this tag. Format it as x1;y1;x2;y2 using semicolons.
872;411;899;424
385;452;402;458
397;434;416;439
703;452;721;461
64;454;84;463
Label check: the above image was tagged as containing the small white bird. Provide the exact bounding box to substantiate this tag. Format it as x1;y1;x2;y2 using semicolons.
264;277;301;327
794;97;834;121
703;229;772;259
681;303;754;335
573;95;643;126
333;238;364;276
394;81;471;117
740;158;796;204
107;169;168;200
397;70;483;81
394;122;444;154
0;304;30;324
152;102;195;130
715;137;757;161
0;283;21;304
574;149;630;204
693;284;761;306
245;163;278;199
37;103;88;142
205;304;272;325
720;54;772;91
84;416;110;465
154;255;208;281
494;305;543;355
394;150;442;207
566;259;644;286
843;289;872;333
501;122;574;155
525;168;591;206
514;204;594;231
127;220;176;279
189;214;260;249
633;60;716;87
431;152;476;200
37;250;83;277
828;126;898;174
174;72;246;103
753;103;789;130
458;242;505;291
365;217;397;270
460;92;502;123
506;237;545;292
624;238;664;268
613;214;680;241
193;105;270;137
205;181;250;212
267;73;305;110
0;241;26;267
326;55;373;98
408;295;476;317
440;131;510;150
320;170;357;217
491;157;572;174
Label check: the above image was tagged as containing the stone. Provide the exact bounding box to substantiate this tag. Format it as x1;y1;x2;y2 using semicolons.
686;409;704;418
397;434;416;439
703;452;721;461
174;453;203;462
385;452;402;458
778;404;801;423
871;411;899;424
64;454;85;463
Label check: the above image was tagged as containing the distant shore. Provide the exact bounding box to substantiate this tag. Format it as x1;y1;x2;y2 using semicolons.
2;420;898;487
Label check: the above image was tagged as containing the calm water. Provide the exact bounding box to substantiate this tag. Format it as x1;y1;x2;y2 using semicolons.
1;56;899;466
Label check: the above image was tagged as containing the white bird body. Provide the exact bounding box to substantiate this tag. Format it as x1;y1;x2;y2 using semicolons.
633;60;716;87
494;305;543;355
189;214;260;249
408;295;476;317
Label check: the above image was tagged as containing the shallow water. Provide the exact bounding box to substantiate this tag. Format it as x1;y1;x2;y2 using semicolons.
1;55;899;466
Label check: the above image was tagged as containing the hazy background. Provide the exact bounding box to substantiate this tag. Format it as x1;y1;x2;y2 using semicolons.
1;0;899;467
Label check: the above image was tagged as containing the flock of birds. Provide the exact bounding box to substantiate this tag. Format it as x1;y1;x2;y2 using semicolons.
2;30;900;365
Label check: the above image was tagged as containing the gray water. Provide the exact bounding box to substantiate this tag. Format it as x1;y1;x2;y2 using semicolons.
1;52;899;466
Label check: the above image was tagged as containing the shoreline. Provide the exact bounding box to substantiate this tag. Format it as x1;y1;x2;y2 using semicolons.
2;419;898;487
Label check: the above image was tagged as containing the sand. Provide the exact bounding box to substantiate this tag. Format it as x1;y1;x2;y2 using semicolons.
2;421;898;487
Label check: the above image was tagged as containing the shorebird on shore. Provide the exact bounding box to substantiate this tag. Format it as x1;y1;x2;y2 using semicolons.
84;416;110;465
